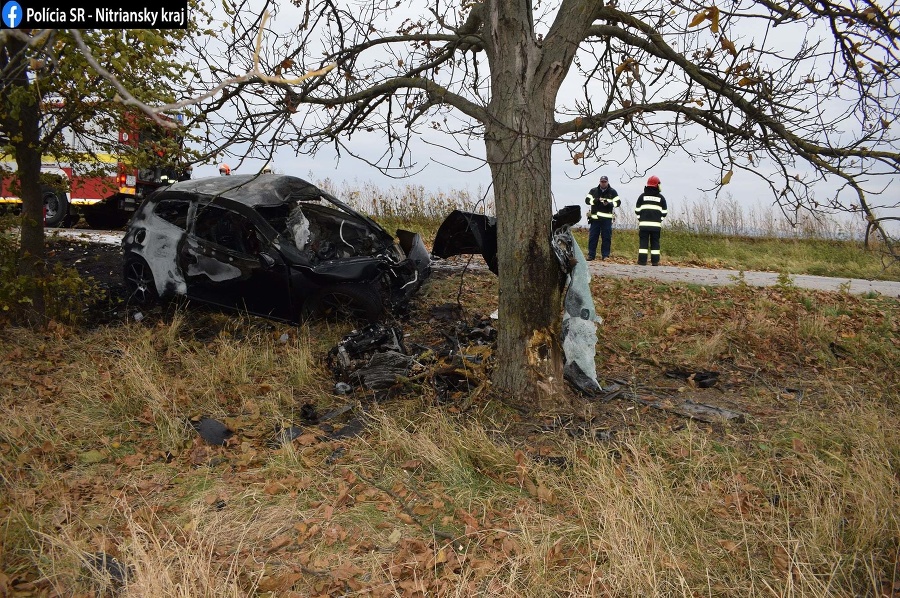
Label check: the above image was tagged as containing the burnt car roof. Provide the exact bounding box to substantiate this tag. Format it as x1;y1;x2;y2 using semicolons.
162;174;324;206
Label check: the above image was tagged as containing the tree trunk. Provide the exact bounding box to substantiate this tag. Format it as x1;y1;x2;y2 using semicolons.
484;0;567;410
2;36;47;325
486;124;566;409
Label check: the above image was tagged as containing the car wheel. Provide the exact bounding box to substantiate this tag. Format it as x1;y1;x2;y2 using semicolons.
303;284;384;324
43;189;69;228
123;258;160;306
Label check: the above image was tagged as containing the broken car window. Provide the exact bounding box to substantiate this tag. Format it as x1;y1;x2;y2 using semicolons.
153;198;191;229
194;205;260;255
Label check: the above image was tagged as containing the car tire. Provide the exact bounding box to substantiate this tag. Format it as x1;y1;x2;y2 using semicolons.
43;189;69;228
303;283;384;324
123;258;160;306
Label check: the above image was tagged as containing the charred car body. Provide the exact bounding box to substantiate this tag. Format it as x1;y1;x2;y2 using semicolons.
122;174;430;322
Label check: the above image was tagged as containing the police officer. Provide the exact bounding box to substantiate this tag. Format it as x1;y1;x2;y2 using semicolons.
584;175;620;260
634;175;668;265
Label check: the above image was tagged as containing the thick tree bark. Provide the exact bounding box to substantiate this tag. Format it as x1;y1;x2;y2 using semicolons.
2;36;47;325
484;0;567;409
486;123;565;408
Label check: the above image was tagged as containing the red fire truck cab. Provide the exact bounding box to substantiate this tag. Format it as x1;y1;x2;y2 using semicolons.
0;112;188;229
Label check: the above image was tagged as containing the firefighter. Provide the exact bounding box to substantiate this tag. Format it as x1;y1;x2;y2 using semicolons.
634;175;668;266
584;175;620;260
219;163;231;176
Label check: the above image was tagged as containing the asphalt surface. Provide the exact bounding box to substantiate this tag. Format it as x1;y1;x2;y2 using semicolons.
57;229;900;299
586;260;900;297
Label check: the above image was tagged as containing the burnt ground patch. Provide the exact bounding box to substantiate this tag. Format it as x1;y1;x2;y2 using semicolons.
45;237;129;327
47;237;123;287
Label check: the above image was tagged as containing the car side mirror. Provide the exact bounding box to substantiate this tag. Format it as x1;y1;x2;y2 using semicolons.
258;252;276;269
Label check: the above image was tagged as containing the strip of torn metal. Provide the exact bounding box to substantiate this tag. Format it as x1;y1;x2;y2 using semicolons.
395;229;432;279
561;233;604;394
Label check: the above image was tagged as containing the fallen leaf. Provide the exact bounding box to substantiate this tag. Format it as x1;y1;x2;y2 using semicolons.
267;534;293;553
79;450;105;464
718;539;739;552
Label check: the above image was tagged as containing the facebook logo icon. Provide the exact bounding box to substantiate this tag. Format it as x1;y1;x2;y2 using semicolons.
2;1;22;28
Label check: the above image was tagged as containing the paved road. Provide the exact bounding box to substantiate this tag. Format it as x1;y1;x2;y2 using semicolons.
57;229;900;299
587;261;900;297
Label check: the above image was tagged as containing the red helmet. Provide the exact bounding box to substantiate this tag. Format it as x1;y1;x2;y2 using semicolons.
647;175;661;187
219;163;231;175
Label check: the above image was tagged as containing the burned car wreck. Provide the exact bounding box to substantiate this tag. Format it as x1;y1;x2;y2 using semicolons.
432;206;606;395
122;174;430;322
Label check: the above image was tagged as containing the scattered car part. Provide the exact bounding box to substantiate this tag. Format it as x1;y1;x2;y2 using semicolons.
562;228;604;395
432;210;499;273
83;552;133;588
432;205;582;275
328;323;411;391
191;417;233;446
664;369;720;388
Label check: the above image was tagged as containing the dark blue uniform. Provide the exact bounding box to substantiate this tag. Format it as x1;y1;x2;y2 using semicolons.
585;180;620;260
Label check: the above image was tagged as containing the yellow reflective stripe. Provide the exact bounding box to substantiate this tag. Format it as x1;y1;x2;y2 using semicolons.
639;222;662;228
638;249;649;254
637;204;665;212
0;153;118;165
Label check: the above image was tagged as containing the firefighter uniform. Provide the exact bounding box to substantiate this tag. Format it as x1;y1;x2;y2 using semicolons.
634;176;668;265
584;176;620;260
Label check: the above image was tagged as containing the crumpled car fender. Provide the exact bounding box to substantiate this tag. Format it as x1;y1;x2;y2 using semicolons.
395;229;431;280
307;256;386;284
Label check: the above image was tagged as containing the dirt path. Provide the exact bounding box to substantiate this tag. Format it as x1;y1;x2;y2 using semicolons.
55;228;900;299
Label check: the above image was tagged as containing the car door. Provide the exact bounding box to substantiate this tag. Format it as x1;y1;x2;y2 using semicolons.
180;202;295;320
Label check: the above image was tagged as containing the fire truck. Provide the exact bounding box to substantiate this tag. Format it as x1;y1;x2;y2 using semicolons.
0;112;187;229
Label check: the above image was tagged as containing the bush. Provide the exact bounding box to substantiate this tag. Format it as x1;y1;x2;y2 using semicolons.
0;217;101;326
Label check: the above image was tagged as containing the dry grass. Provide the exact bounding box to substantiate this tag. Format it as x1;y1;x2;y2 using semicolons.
0;184;895;597
1;257;898;596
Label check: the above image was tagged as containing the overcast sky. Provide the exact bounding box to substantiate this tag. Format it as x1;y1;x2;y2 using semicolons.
190;0;897;235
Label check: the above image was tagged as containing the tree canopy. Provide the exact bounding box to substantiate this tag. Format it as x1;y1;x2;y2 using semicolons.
183;0;897;406
193;0;898;233
1;26;198;324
